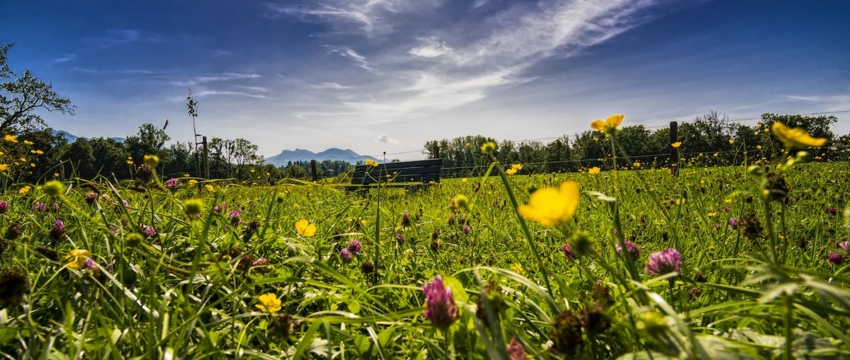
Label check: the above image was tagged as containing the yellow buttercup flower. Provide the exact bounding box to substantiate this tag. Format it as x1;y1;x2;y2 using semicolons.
671;142;682;149
480;141;496;154
295;219;317;237
144;155;160;167
505;164;522;175
771;122;827;149
518;181;580;227
188;179;198;186
0;164;7;172
4;134;17;143
588;167;601;175
756;145;762;150
23;140;33;145
19;186;31;195
365;159;378;167
64;249;92;270
729;139;735;145
255;293;281;313
511;263;525;275
590;113;625;133
204;184;215;192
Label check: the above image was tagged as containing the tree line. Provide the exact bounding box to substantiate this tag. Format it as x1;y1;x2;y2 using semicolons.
424;111;847;178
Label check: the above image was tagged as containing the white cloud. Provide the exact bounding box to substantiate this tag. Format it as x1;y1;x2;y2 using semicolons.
52;54;76;63
375;134;398;144
170;73;262;87
73;67;154;75
82;29;166;48
471;0;489;9
264;0;444;36
450;0;663;67
326;46;380;74
312;82;351;90
409;37;452;58
212;50;233;57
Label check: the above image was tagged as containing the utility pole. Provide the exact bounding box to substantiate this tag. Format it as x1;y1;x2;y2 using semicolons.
187;89;209;178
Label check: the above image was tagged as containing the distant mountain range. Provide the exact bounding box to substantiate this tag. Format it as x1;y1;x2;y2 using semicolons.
265;148;380;166
53;130;125;143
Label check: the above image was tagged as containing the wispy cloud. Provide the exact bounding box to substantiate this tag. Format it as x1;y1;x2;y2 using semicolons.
326;46;380;74
52;53;76;63
194;90;268;99
73;67;155;75
291;0;667;126
170;73;262;87
409;37;452;58
263;0;444;36
375;134;398;144
82;29;165;48
312;82;351;90
212;50;233;57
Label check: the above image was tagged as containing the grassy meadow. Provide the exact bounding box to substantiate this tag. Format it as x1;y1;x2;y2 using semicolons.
0;142;849;359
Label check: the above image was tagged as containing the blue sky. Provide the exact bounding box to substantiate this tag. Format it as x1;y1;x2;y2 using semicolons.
1;0;848;159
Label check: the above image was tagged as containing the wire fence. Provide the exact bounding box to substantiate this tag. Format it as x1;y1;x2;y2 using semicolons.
365;109;850;159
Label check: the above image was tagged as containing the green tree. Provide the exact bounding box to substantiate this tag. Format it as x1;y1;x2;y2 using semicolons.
19;128;69;182
65;137;129;179
0;44;75;134
124;123;170;164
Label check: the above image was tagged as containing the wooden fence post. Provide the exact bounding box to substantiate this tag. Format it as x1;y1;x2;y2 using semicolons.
311;160;318;182
670;121;679;176
202;136;210;179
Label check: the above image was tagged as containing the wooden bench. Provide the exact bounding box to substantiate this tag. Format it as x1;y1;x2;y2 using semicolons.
348;159;442;191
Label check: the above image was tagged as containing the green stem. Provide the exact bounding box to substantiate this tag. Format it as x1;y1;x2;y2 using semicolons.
492;160;554;300
762;197;778;264
784;294;793;360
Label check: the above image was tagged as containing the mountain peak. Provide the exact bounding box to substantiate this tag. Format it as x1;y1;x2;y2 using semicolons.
266;148;379;166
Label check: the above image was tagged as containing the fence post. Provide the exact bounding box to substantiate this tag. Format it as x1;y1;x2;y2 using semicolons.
311;160;318;182
670;121;679;176
202;136;210;179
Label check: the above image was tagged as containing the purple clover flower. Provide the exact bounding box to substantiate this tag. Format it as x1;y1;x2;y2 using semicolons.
562;243;575;260
402;210;411;227
347;240;362;256
463;225;472;234
34;202;47;212
83;258;97;270
727;217;739;230
0;200;9;213
826;208;837;216
615;241;640;259
214;203;227;214
839;241;850;254
164;178;183;189
395;232;405;245
228;210;241;221
507;337;528;360
141;225;156;238
422;275;459;329
828;251;845;265
646;249;682;276
340;248;352;262
49;219;66;241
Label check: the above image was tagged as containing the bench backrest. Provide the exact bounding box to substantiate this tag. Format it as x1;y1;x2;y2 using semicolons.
351;159;442;185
